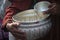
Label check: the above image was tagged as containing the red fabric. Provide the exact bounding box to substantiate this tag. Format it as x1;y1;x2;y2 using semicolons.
11;0;32;10
2;0;55;28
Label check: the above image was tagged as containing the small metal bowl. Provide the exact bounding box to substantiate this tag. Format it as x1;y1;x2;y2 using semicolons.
34;1;51;13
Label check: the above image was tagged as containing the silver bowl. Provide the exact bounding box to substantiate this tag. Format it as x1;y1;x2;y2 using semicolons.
34;1;51;12
10;2;52;40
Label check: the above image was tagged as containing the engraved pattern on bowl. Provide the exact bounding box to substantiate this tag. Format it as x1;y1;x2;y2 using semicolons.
12;9;50;23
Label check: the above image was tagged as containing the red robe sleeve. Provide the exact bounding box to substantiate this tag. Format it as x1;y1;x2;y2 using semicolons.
10;0;32;10
2;7;18;28
2;0;32;28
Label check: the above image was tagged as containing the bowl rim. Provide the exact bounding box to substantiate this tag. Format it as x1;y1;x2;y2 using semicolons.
12;9;50;23
34;1;51;12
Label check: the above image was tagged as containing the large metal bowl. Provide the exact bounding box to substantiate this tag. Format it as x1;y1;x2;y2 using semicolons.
9;19;52;40
10;1;52;40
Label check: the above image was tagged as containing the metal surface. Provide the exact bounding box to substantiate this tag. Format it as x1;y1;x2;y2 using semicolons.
9;1;52;40
34;1;51;13
9;18;52;40
13;9;50;23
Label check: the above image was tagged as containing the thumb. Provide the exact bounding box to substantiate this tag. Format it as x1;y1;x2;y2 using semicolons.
43;3;56;14
48;3;56;10
8;22;20;28
12;22;20;26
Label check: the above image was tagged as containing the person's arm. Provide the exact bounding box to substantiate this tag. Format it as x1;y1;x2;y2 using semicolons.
2;6;26;40
2;6;20;31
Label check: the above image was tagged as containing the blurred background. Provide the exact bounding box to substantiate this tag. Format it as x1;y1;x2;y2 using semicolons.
0;0;11;40
0;0;60;40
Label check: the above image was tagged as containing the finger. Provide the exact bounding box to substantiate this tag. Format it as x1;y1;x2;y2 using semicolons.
6;23;13;31
11;30;26;40
6;19;12;23
9;28;26;40
11;28;26;34
6;23;14;29
7;19;12;23
6;22;20;29
6;23;25;34
12;32;26;39
48;3;56;10
43;4;56;14
43;11;47;14
7;25;25;34
3;19;12;26
12;22;20;26
9;22;20;28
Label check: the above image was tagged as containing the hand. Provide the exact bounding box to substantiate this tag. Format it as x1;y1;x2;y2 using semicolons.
6;19;26;40
43;3;56;15
49;3;56;14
